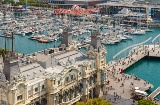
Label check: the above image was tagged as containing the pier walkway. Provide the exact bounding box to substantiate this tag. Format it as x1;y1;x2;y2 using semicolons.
106;44;160;74
148;87;160;99
103;44;160;105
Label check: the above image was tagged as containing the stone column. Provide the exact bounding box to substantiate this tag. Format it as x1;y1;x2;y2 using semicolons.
71;89;74;99
95;70;102;97
64;92;66;102
57;95;60;104
24;84;28;104
59;94;61;104
11;90;16;105
81;79;88;102
74;87;76;98
47;94;54;105
62;93;64;103
96;71;101;86
66;91;68;102
70;89;72;100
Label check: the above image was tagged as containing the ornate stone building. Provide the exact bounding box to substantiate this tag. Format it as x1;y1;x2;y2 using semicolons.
0;27;107;105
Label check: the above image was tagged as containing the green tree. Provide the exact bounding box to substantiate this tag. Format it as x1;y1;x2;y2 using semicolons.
137;99;158;105
0;48;9;58
86;99;93;105
76;97;112;105
2;0;15;5
76;102;85;105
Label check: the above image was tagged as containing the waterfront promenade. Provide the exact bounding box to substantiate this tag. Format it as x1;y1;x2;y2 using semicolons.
103;44;160;105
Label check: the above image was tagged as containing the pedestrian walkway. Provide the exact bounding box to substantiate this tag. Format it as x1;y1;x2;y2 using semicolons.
103;94;137;105
103;44;160;105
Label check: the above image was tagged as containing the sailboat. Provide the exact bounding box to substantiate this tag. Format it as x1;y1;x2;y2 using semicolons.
131;29;145;35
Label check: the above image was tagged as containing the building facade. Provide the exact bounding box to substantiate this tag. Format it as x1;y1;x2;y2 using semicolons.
0;28;107;105
97;2;160;20
47;0;107;8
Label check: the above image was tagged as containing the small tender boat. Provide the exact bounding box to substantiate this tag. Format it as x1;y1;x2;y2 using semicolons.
37;38;49;43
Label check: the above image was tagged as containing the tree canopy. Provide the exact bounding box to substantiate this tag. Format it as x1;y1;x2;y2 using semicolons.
76;97;112;105
0;48;9;58
1;0;51;7
137;99;158;105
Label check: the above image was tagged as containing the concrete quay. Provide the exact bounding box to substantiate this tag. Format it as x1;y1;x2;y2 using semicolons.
103;44;160;105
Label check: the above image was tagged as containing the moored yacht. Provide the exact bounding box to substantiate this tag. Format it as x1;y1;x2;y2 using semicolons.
131;29;145;35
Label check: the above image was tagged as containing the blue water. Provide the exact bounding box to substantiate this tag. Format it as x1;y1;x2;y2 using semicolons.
156;94;160;99
0;35;61;54
0;27;160;97
105;28;160;62
153;20;160;22
105;27;160;98
124;57;160;98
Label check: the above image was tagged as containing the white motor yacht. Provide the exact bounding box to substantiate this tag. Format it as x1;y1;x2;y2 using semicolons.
131;29;145;35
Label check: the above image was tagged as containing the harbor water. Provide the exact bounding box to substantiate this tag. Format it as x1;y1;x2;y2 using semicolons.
0;27;160;97
124;57;160;98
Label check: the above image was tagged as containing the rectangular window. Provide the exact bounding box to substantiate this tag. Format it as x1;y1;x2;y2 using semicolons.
17;95;22;101
66;77;69;82
53;80;55;85
42;85;44;90
28;90;31;96
58;81;60;85
94;63;96;66
89;79;91;85
71;75;73;80
35;87;38;92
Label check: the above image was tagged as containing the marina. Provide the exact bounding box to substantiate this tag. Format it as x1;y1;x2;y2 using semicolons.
0;2;160;105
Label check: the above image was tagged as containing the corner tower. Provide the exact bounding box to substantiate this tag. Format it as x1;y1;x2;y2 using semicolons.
87;30;106;69
3;52;20;83
87;30;107;97
60;27;76;51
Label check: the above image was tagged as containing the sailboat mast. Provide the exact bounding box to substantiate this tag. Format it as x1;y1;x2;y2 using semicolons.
11;32;14;53
4;35;6;51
